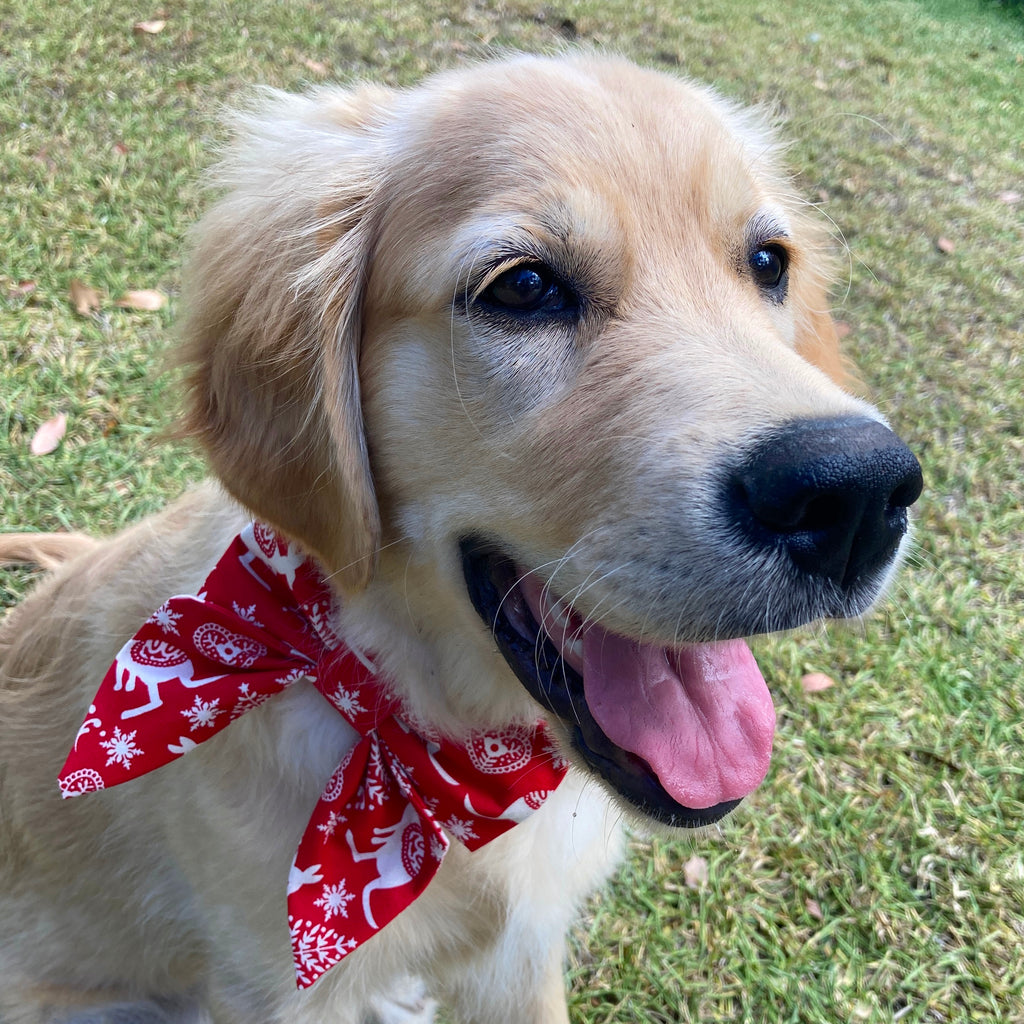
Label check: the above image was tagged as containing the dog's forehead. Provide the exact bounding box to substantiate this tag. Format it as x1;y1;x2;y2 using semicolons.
370;56;787;304
403;55;769;173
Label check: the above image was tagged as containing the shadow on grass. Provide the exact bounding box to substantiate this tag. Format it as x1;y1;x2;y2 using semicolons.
910;0;1024;29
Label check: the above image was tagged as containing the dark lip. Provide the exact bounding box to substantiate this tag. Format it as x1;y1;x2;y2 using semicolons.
459;536;741;829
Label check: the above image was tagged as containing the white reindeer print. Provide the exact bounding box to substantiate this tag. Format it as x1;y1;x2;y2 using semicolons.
345;803;425;929
113;637;225;720
239;521;307;590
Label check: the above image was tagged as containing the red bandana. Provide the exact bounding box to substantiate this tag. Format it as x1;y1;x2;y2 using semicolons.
57;523;567;989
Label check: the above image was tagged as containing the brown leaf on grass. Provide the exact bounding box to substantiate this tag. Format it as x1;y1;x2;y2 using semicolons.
30;413;67;455
6;280;37;301
683;855;708;889
69;279;101;316
116;288;166;311
133;19;167;35
936;237;956;254
801;672;836;694
997;190;1021;205
834;320;852;339
32;147;57;172
302;57;328;76
805;897;823;921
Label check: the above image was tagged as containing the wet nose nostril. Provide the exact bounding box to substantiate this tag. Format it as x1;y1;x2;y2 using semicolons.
890;474;925;513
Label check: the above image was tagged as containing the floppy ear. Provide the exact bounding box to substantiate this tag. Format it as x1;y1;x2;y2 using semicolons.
180;85;395;593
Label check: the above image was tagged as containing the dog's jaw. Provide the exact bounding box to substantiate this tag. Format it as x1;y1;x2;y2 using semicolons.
459;540;775;828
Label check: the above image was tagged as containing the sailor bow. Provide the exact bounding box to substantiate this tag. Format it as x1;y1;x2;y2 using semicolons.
58;522;567;989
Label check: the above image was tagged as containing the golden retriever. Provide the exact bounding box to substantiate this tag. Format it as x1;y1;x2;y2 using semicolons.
0;53;921;1023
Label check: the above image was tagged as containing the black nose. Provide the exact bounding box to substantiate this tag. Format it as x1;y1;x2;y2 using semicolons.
727;416;923;589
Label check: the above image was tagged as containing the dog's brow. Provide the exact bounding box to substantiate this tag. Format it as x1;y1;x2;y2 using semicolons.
746;208;792;245
454;219;580;295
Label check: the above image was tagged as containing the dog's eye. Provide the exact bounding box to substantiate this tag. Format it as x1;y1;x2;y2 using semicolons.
478;262;576;316
748;244;789;294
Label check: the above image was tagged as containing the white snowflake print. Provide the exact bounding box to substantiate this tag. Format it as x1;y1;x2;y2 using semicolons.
181;696;223;731
150;601;183;636
232;601;264;628
389;752;416;789
289;917;357;987
275;666;309;687
314;881;355;920
300;597;345;650
353;742;389;810
429;834;449;863
231;682;271;720
316;811;346;838
329;684;367;718
100;726;142;769
442;815;478;844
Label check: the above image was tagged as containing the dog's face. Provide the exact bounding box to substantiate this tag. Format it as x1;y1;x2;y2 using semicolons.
183;55;921;830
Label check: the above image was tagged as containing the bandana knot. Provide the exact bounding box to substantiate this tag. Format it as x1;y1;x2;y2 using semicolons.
58;523;567;988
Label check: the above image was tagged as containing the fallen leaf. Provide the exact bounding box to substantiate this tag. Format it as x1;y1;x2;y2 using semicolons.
683;855;708;889
116;288;167;311
302;57;328;76
834;320;852;339
113;141;130;156
7;280;37;300
69;279;101;316
30;413;67;455
32;146;57;172
801;672;835;693
133;18;166;35
997;190;1021;205
805;897;823;921
936;237;956;254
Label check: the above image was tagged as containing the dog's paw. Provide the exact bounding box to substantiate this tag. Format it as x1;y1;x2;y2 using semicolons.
364;976;438;1024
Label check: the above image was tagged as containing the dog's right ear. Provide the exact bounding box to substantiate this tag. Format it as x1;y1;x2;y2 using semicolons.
179;85;396;594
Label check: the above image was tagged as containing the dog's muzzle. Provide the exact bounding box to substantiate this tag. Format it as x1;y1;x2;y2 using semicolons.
459;415;922;829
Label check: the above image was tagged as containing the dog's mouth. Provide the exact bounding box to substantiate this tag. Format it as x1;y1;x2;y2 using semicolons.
460;540;776;828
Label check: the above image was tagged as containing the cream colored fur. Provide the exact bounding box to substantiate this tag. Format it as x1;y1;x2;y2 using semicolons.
2;53;883;1022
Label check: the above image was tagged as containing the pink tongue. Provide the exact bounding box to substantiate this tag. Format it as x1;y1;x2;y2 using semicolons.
581;631;775;809
520;577;774;806
517;573;775;809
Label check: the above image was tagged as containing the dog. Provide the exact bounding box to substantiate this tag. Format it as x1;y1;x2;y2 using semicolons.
0;52;922;1023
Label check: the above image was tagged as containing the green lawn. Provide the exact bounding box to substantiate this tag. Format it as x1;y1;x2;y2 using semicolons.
2;1;1023;1021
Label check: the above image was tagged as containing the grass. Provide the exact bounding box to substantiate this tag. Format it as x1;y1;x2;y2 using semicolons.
2;0;1023;1020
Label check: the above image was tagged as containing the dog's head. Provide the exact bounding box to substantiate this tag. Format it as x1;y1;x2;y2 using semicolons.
181;54;921;829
